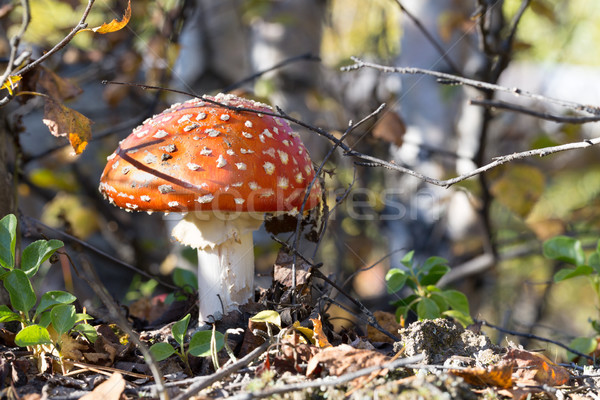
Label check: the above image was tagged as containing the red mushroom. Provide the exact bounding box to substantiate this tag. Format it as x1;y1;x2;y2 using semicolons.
99;93;321;322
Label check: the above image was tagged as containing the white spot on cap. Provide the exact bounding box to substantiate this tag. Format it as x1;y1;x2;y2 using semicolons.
232;182;243;187
187;163;201;171
220;114;230;121
144;154;157;164
282;140;290;146
244;120;253;128
248;182;259;190
277;150;289;164
227;149;235;156
168;201;179;207
295;173;304;183
275;118;284;126
107;153;116;161
158;185;174;194
277;177;289;190
259;134;266;143
298;148;304;155
184;123;199;132
216;155;227;168
260;190;274;198
200;147;212;156
196;194;214;203
161;116;173;123
136;129;149;138
122;166;131;175
126;203;138;210
178;114;193;123
196;112;207;121
141;195;151;202
263;129;273;138
112;160;119;169
242;131;253;139
273;127;279;134
117;192;128;197
193;136;200;140
207;129;220;137
263;148;276;158
263;162;275;175
240;148;254;154
304;165;312;175
291;132;301;139
235;162;247;170
159;144;177;153
234;198;245;205
154;130;168;139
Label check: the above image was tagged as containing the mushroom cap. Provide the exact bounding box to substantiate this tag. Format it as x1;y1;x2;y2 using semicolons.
99;93;321;213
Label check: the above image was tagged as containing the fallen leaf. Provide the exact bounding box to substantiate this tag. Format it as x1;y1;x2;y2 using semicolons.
367;311;402;344
504;348;570;386
273;251;311;287
42;98;92;154
306;344;390;378
311;317;332;348
450;361;514;389
80;0;131;34
80;372;125;400
371;109;405;147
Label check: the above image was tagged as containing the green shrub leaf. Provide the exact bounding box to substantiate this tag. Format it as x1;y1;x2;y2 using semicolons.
441;290;471;315
149;342;176;361
567;337;597;362
385;269;407;294
0;214;17;270
416;297;440;320
51;304;77;336
400;251;414;269
172;314;190;347
21;239;63;278
0;305;20;323
443;310;474;327
35;291;77;318
73;323;98;343
4;270;36;314
420;256;449;274
554;265;594;282
173;268;198;291
15;325;52;347
189;330;224;357
543;236;585;266
419;264;450;286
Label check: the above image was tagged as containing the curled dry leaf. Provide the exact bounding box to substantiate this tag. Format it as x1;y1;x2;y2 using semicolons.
79;0;131;34
306;344;391;378
42;98;92;155
367;311;402;344
273;251;312;287
504;348;570;386
80;372;125;400
37;67;82;101
311;317;332;348
371;108;406;147
449;360;514;389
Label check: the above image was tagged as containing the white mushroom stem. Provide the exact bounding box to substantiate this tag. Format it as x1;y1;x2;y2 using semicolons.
171;212;263;322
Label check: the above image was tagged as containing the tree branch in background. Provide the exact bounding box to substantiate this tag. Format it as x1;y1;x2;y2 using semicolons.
470;98;600;123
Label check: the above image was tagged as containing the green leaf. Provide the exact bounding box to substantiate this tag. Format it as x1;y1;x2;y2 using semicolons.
0;214;17;270
385;269;407;294
38;311;52;328
543;236;585;266
21;239;63;278
429;292;449;313
420;256;449;274
0;305;20;323
554;265;594;282
173;268;198;291
440;290;471;315
416;297;440;320
391;294;418;308
400;251;414;269
589;252;600;274
188;330;224;357
250;310;281;327
419;264;450;286
73;323;97;343
15;324;52;347
35;291;77;318
172;314;190;347
567;337;597;362
443;310;474;327
149;342;176;362
75;313;93;323
51;304;77;336
4;270;36;314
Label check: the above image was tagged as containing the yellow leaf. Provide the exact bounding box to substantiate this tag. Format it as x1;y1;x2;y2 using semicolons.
80;0;131;34
292;321;314;344
250;310;281;327
42;99;92;155
1;75;22;95
490;164;545;218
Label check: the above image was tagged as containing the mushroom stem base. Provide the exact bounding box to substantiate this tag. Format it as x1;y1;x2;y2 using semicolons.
196;230;255;322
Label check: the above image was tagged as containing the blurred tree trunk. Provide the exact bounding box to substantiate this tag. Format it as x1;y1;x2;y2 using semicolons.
0;116;13;218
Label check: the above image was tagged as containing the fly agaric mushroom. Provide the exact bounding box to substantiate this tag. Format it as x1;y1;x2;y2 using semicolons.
99;93;321;322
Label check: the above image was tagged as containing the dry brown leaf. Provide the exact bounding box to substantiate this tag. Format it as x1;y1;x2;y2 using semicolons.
371;109;405;147
80;0;131;34
42;98;92;154
306;344;390;378
367;311;401;344
273;251;311;287
449;361;514;389
37;67;82;101
311;317;332;348
80;372;125;400
504;348;570;386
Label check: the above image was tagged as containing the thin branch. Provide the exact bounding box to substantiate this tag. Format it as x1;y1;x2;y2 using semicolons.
228;354;425;400
342;57;600;116
394;0;462;74
470;98;600;124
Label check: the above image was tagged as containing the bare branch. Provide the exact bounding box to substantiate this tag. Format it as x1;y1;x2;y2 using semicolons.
342;57;600;116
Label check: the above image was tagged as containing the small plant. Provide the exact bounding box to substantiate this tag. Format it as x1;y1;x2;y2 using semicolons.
0;214;95;365
385;251;473;327
543;236;600;360
149;313;225;374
